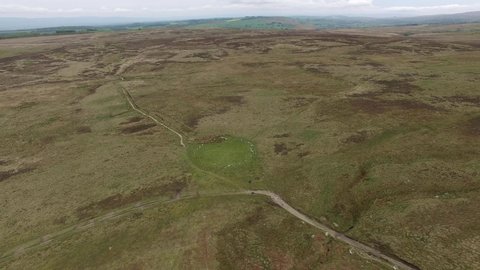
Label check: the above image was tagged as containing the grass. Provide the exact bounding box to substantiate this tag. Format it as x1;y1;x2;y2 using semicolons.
1;24;479;269
5;195;385;269
5;196;259;269
299;129;320;141
187;136;260;182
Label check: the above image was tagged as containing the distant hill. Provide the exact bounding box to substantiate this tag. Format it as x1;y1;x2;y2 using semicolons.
1;11;480;38
378;11;480;26
0;17;155;31
202;11;480;30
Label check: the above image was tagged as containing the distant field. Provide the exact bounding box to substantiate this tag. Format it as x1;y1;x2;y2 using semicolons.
2;12;480;39
0;23;479;269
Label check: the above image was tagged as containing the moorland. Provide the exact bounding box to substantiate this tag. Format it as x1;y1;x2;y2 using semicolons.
0;22;479;269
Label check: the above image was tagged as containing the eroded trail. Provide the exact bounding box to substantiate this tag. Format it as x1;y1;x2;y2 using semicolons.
119;80;186;147
248;191;419;270
0;84;419;270
118;85;418;270
0;192;247;265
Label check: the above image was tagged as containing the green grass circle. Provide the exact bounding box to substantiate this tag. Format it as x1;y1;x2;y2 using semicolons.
187;136;258;175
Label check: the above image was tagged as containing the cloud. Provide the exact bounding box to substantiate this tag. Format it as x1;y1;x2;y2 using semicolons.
0;4;49;12
113;8;132;12
347;0;373;7
226;0;373;8
66;8;84;13
229;0;275;5
386;4;467;12
0;4;83;13
0;0;478;18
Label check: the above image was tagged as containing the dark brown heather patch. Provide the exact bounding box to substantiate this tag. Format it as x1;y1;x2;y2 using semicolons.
436;95;480;106
15;102;38;110
370;241;412;265
347;91;380;98
116;38;176;50
0;167;36;182
185;113;203;129
350;98;441;114
40;136;56;145
53;216;68;225
297;151;310;158
386;99;442;111
70;83;103;104
352;164;369;187
76;126;92;134
376;79;422;95
343;131;368;144
224;41;254;49
0;170;16;182
358;61;385;68
184;105;231;129
215;95;245;105
189;52;214;60
349;98;386;114
465;116;480;136
331;169;374;227
120;116;144;125
0;160;9;165
123;62;165;74
273;133;290;138
120;123;157;134
195;135;227;144
303;64;330;74
85;83;100;95
76;178;189;220
241;62;273;68
274;143;289;155
283;96;317;108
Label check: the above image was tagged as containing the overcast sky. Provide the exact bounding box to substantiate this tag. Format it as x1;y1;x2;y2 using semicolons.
1;0;479;18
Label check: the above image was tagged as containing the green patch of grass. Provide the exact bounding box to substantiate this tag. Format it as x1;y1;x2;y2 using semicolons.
365;129;399;147
187;136;260;182
299;129;320;141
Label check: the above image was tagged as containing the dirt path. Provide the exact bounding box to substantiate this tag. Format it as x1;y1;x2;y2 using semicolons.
118;85;418;270
0;84;419;270
119;80;186;147
0;192;247;265
247;190;418;270
0;190;418;270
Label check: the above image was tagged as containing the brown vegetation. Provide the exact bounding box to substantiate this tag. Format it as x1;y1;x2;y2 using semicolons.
0;167;36;182
76;178;189;220
120;123;157;134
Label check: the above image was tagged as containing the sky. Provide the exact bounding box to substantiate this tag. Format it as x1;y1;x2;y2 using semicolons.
0;0;479;19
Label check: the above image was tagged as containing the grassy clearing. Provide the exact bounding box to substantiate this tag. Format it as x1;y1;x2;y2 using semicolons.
187;136;261;183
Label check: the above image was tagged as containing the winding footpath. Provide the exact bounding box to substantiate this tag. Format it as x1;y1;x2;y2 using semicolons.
0;192;246;265
119;79;186;147
248;191;418;270
0;82;419;270
118;83;418;270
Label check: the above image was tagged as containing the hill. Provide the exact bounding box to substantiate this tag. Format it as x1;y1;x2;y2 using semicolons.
1;11;480;38
0;23;479;269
